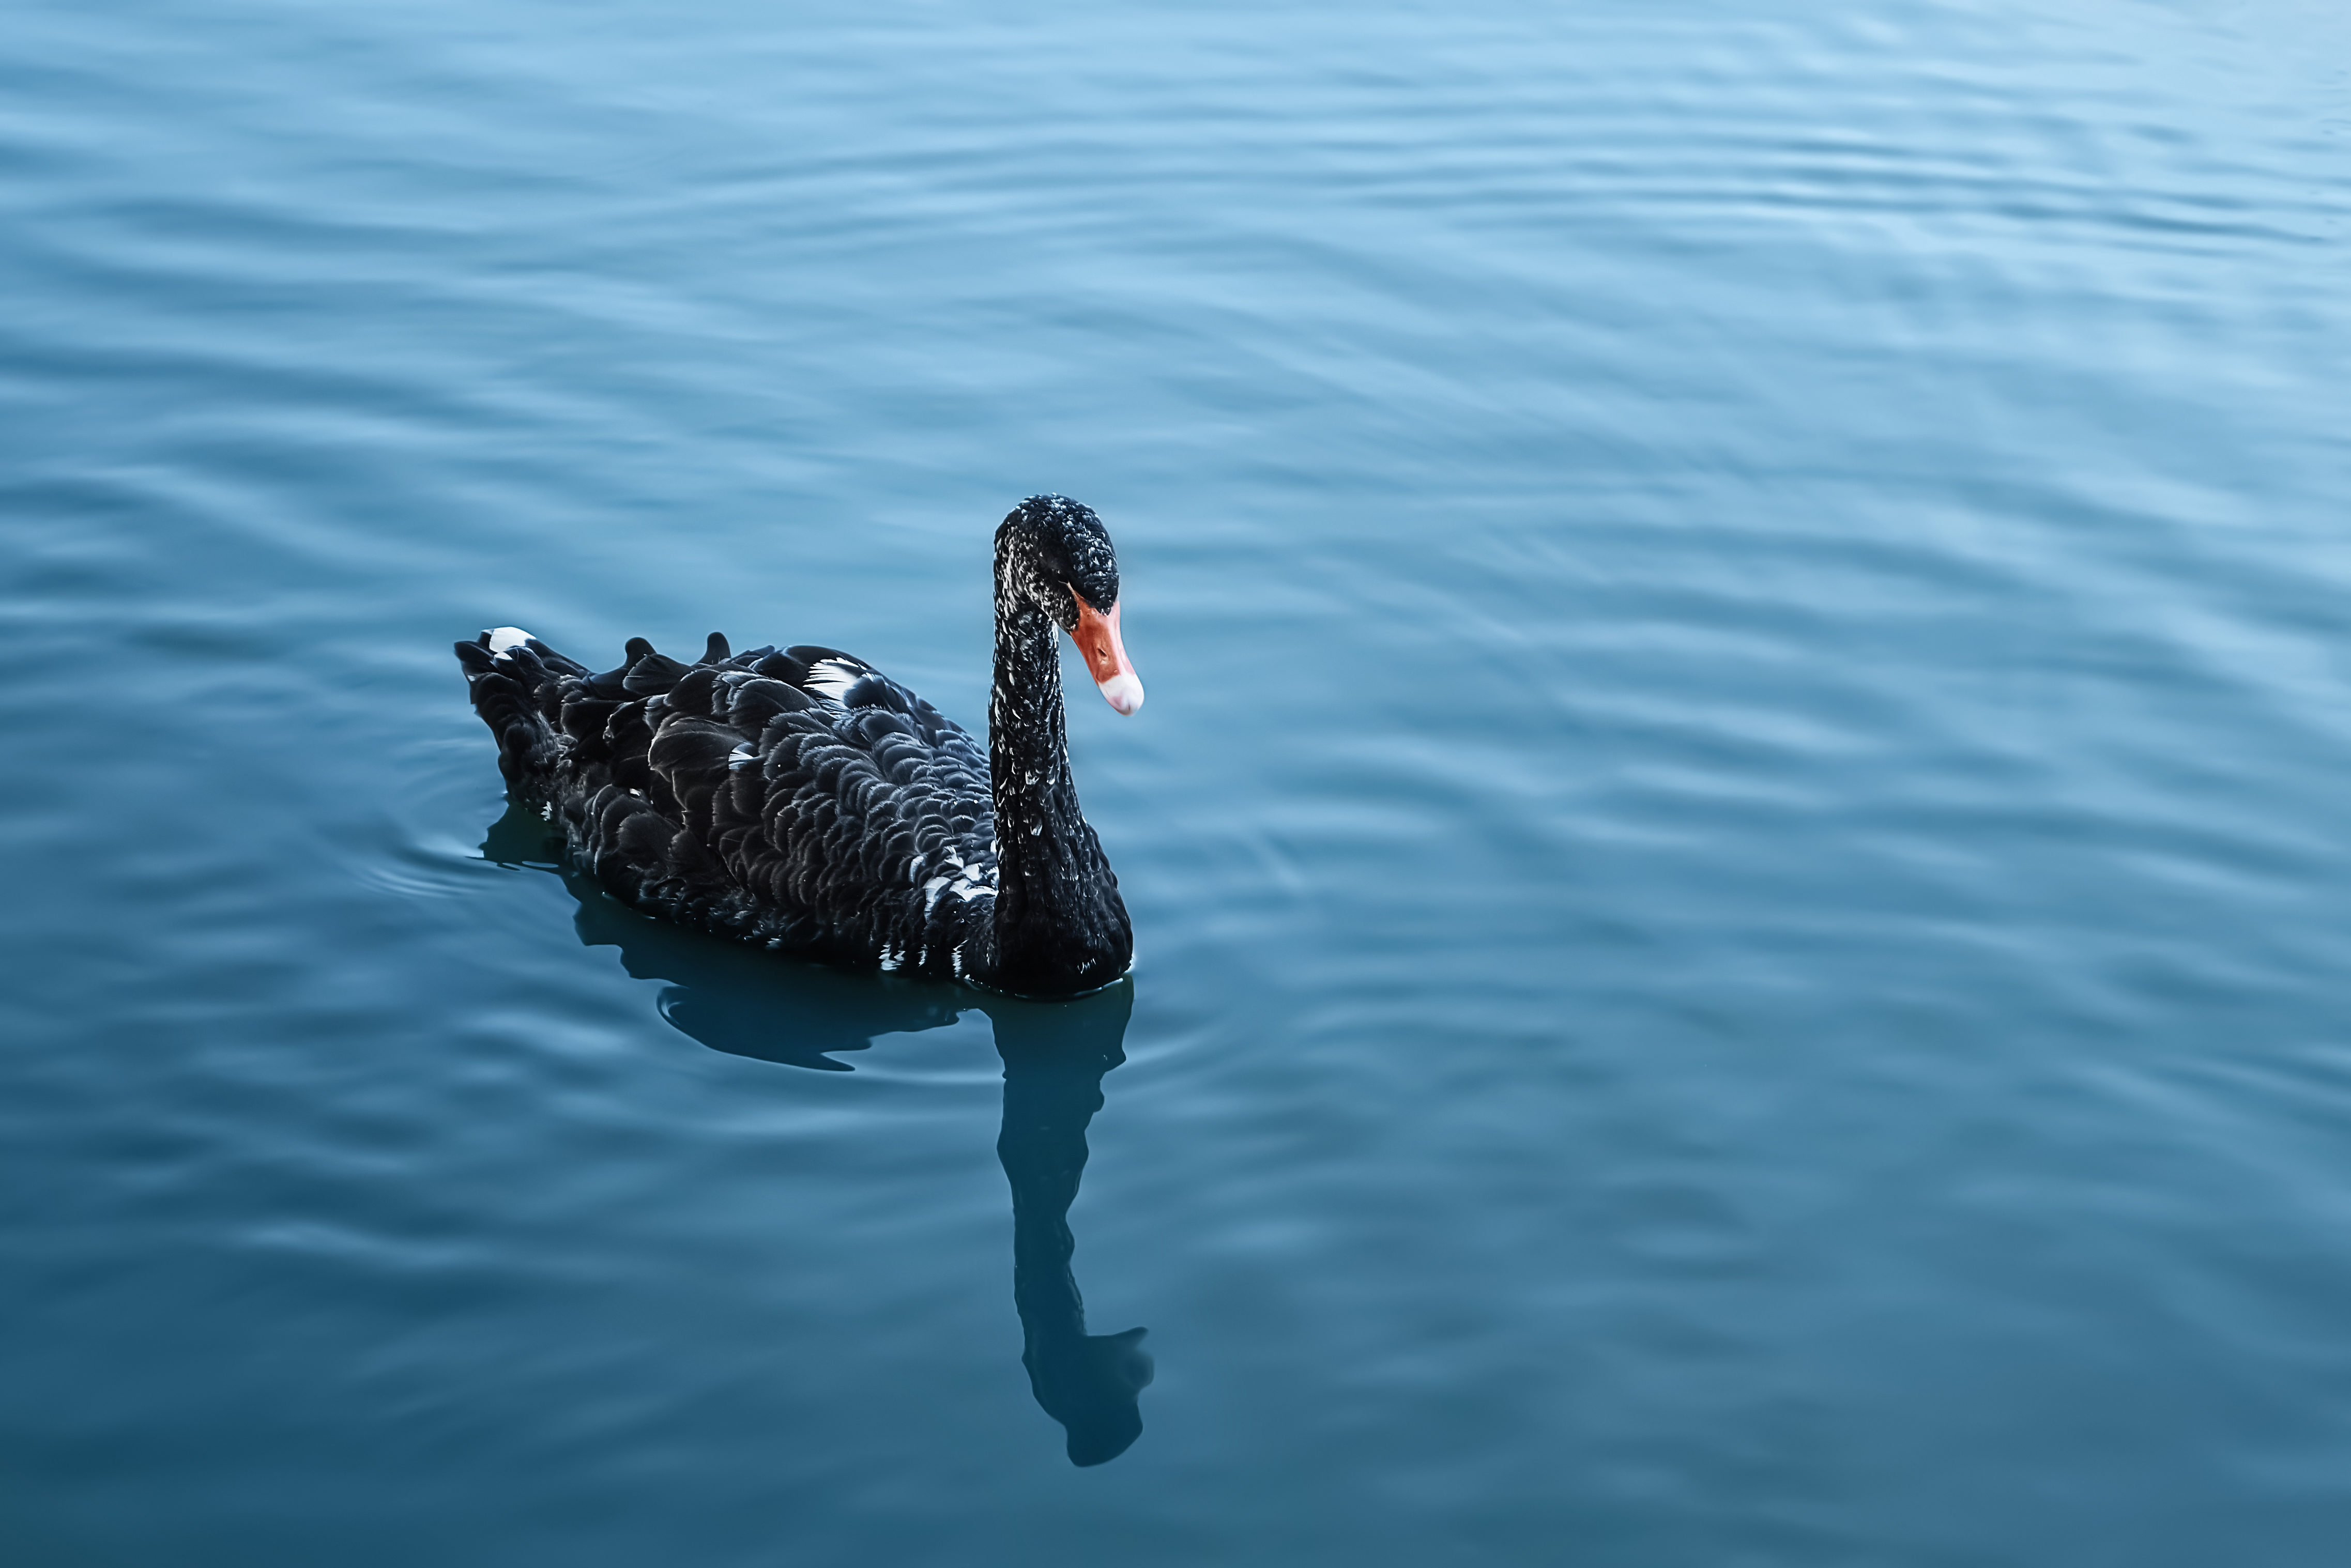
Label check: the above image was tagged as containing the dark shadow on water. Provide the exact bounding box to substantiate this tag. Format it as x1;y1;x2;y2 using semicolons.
990;982;1153;1466
482;798;1156;1466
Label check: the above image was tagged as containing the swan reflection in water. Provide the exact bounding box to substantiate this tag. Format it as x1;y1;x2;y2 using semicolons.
483;802;1155;1466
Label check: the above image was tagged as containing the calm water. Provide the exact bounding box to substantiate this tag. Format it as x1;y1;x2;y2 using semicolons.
5;2;2350;1562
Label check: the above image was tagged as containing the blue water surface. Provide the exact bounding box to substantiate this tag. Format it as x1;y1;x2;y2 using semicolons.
4;2;2350;1563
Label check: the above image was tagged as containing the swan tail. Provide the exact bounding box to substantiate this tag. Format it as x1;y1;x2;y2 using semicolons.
455;627;578;792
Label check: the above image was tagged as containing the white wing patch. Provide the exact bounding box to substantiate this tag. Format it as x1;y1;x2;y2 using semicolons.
486;626;532;656
803;658;866;701
920;848;995;914
727;744;756;768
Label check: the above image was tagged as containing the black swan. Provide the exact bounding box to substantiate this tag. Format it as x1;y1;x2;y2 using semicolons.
454;495;1143;997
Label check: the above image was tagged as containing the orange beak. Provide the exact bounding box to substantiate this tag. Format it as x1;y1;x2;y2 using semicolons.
1070;589;1144;715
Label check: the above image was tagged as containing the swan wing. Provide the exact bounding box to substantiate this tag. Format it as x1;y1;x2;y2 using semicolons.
460;628;995;978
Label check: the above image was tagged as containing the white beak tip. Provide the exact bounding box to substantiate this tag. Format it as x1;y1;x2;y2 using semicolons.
1098;672;1145;715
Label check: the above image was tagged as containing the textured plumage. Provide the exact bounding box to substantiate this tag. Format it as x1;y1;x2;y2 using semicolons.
454;496;1141;996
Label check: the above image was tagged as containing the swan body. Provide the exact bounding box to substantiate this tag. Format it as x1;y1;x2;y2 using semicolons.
455;495;1143;996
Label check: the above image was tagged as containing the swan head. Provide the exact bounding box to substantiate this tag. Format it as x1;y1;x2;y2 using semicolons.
999;495;1145;715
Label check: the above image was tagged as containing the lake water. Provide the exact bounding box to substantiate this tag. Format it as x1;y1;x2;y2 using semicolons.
5;2;2350;1562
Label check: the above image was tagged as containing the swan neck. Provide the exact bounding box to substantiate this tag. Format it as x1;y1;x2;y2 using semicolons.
990;576;1077;855
984;530;1131;995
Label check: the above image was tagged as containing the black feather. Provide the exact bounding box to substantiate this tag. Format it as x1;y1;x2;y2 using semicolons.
623;650;692;697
